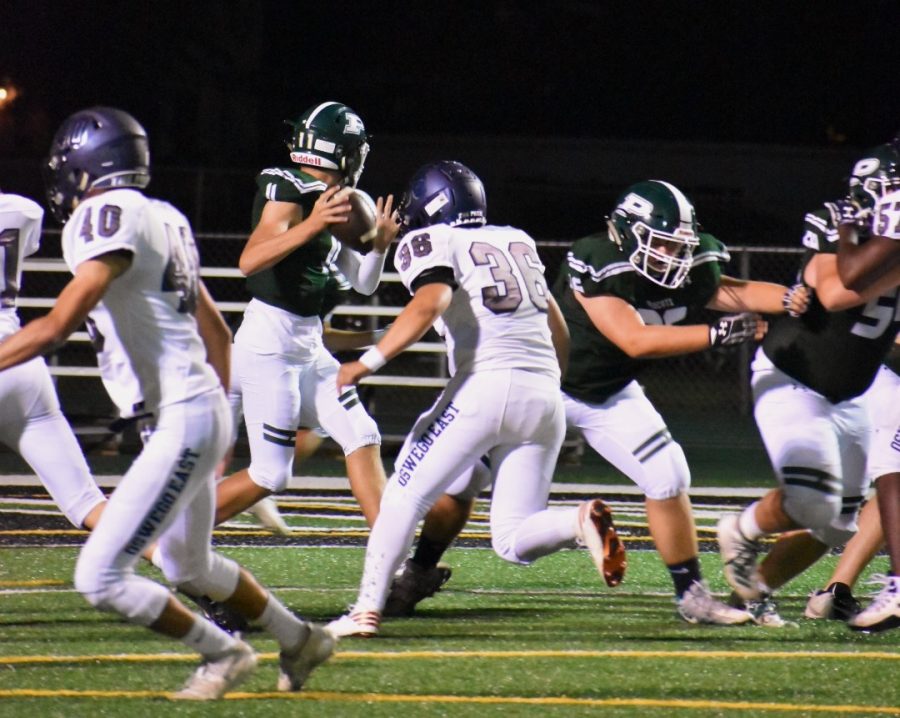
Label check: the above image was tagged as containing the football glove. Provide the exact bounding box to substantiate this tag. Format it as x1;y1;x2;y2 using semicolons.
708;313;759;347
782;282;809;318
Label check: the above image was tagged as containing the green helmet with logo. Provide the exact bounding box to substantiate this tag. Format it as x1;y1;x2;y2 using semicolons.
285;101;369;187
847;142;900;210
608;180;700;289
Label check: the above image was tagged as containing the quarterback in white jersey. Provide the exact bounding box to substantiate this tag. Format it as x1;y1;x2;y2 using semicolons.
327;161;625;638
0;192;105;528
0;108;335;699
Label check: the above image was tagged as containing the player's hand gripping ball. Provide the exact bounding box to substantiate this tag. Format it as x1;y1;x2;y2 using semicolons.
330;188;378;253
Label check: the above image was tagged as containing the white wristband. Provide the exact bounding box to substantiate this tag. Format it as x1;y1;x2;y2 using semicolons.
359;346;387;372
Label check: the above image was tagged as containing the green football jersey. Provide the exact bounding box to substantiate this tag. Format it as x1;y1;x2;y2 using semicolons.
556;231;728;403
245;167;341;317
762;207;900;403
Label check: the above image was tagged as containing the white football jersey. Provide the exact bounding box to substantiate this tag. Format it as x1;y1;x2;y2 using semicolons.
0;194;43;340
394;223;560;380
62;189;218;416
873;189;900;240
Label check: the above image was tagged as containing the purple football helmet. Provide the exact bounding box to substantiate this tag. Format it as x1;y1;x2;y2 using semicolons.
396;160;487;236
44;106;150;222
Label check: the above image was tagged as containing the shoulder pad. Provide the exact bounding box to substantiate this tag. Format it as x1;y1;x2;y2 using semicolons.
801;207;836;250
256;167;328;202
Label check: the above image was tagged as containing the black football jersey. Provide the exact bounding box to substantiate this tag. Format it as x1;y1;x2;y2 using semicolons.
762;207;900;403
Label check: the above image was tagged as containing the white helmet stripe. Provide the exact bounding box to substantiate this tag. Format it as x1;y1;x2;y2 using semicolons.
304;101;341;127
653;180;693;224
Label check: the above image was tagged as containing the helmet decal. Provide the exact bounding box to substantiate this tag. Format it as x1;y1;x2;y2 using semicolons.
343;113;364;135
396;160;487;236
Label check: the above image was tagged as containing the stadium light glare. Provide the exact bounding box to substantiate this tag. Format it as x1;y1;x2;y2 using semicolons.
0;83;19;109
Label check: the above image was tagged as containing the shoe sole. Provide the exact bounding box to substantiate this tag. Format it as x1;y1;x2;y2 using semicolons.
580;500;627;587
849;614;900;633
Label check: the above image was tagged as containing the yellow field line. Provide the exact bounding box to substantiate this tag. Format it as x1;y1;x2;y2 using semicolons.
0;688;897;714
0;529;662;542
2;647;898;666
0;579;65;587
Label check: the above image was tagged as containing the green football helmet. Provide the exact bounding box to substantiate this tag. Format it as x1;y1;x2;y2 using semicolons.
285;101;369;187
608;180;700;289
848;142;900;210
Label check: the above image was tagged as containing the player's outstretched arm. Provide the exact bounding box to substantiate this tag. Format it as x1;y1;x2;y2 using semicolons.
336;282;452;389
0;252;130;371
575;292;710;358
710;275;809;316
804;253;900;312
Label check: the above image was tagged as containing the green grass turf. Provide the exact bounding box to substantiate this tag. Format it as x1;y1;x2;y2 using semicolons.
1;545;897;717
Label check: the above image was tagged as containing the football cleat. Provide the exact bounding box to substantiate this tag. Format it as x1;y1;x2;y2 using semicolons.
848;574;900;633
677;581;752;625
575;498;627;587
383;559;452;617
804;582;862;621
172;639;257;700
325;609;381;638
277;622;336;692
247;496;293;536
745;595;795;628
717;513;764;601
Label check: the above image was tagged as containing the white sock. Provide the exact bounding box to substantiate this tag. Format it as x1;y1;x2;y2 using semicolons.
257;594;306;651
183;614;238;659
738;502;764;541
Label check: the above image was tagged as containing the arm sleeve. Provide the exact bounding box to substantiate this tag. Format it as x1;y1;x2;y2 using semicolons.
334;246;387;295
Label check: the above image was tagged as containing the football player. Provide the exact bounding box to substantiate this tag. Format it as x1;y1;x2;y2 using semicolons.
214;100;397;530
326;160;626;637
806;140;900;632
717;142;900;627
557;179;809;625
0;107;335;699
0;190;106;531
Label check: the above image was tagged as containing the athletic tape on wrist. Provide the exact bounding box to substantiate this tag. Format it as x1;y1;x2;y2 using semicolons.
359;346;387;372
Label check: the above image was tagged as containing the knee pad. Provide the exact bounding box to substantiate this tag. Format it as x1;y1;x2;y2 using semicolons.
74;558;170;626
811;505;860;548
636;438;691;500
490;533;526;565
782;479;841;531
175;552;241;603
247;450;293;493
338;411;381;456
810;523;856;549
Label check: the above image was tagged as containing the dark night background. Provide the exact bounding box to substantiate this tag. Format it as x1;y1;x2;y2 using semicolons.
1;1;899;237
1;1;898;439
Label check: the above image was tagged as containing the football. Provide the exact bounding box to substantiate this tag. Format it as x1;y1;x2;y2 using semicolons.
330;188;378;253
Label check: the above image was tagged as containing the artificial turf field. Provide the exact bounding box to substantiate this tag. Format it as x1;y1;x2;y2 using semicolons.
1;472;899;718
